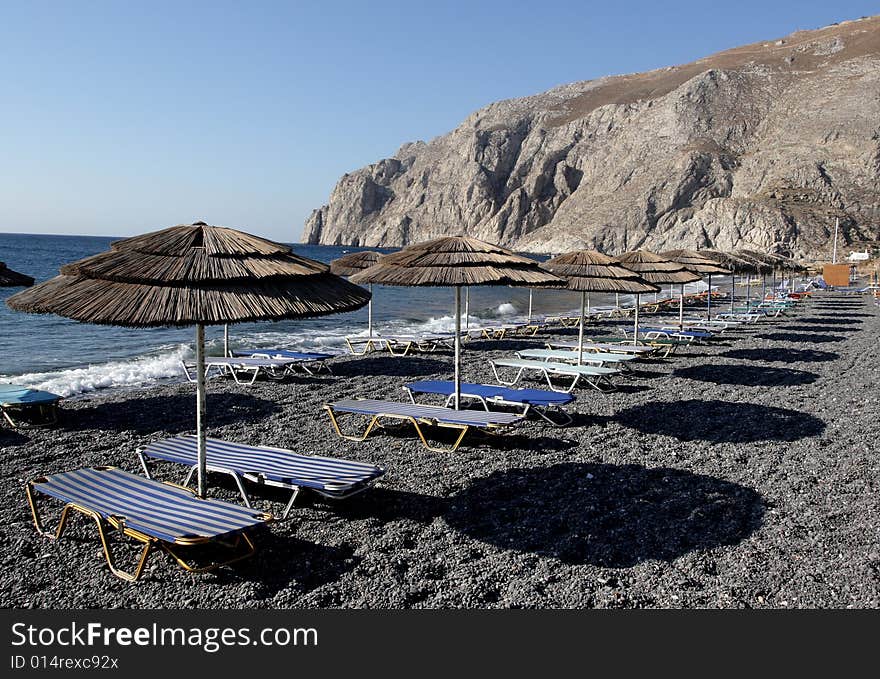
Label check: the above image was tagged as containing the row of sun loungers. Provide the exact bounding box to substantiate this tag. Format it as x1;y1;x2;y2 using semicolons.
16;287;815;581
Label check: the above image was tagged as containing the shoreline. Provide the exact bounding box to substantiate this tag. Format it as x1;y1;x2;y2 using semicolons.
2;293;878;608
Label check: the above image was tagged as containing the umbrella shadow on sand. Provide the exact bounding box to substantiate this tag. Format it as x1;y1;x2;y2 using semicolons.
615;399;825;443
210;527;361;599
755;332;845;344
782;324;859;333
721;348;839;363
673;364;818;387
331;355;451;378
0;427;29;446
445;463;764;567
60;393;282;434
801;316;866;324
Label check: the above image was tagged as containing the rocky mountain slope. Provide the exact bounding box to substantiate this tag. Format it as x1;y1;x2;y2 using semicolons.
303;16;880;257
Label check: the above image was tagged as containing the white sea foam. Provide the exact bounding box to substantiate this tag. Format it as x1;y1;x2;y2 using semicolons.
1;302;590;397
9;344;193;397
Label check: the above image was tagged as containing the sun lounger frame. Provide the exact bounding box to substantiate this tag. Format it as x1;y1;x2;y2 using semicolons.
137;436;384;519
1;401;59;428
403;383;573;427
490;358;617;393
25;466;271;582
324;399;522;453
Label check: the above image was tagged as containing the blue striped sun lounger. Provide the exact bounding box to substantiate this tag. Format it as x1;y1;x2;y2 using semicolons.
491;358;619;393
138;435;385;518
0;383;62;427
404;380;574;426
324;398;524;453
26;466;271;581
233;348;335;374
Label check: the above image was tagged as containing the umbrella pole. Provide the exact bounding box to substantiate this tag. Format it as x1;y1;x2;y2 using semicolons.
223;324;229;358
368;284;373;337
454;286;461;410
762;273;767;300
578;291;585;365
195;323;207;498
615;292;620;309
746;273;751;306
634;294;640;340
731;272;736;312
527;289;533;324
707;274;712;320
464;287;470;330
679;284;684;330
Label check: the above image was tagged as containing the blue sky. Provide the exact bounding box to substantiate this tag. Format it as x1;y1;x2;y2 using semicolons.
1;0;876;241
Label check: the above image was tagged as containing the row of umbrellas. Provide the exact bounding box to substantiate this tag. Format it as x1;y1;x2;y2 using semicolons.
4;222;807;497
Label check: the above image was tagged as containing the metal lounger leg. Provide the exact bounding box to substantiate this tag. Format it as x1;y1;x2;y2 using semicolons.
27;483;153;582
410;418;469;453
325;406;383;442
542;369;578;393
280;488;301;519
345;338;373;356
492;363;523;386
161;532;257;575
137;451;152;478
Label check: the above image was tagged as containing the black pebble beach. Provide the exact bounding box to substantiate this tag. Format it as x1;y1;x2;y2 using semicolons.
2;294;878;609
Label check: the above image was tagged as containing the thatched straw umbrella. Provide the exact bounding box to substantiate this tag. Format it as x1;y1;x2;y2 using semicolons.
731;250;775;304
736;249;782;300
350;236;564;409
0;262;34;287
761;252;806;294
7;221;369;496
699;250;759;311
614;250;701;335
330;250;380;337
543;251;658;363
660;249;729;320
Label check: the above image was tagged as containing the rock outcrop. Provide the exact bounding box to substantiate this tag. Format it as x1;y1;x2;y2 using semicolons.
303;16;880;257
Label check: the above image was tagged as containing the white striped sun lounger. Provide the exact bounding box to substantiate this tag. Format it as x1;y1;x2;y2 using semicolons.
380;334;456;356
491;358;619;393
26;466;271;581
325;398;523;453
517;348;638;369
138;435;385;518
181;356;304;385
545;341;655;355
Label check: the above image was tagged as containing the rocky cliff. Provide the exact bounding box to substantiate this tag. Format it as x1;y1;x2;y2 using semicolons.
303;16;880;257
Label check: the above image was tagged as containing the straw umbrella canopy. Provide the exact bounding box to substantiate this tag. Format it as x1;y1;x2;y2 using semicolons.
543;250;658;364
7;221;370;496
699;250;760;310
660;249;729;320
732;250;777;302
330;250;380;337
614;250;701;335
350;236;565;409
0;262;34;287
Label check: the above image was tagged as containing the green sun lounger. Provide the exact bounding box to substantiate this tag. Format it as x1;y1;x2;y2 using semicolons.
490;358;619;393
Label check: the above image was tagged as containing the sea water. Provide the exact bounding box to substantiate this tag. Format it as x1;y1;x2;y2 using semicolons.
1;232;681;397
